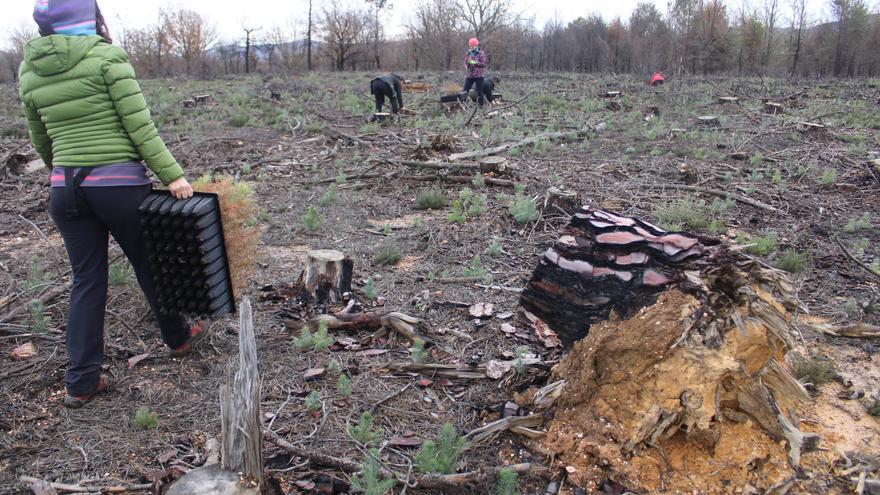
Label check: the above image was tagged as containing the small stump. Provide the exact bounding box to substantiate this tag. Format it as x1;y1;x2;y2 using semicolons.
304;250;353;304
697;115;719;127
718;96;739;104
602;90;622;98
478;156;508;174
764;102;784;114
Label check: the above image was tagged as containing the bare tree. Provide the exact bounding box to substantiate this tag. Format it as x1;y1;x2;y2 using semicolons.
365;0;389;69
161;8;217;74
6;24;37;83
307;0;317;70
406;0;462;70
455;0;518;39
761;0;779;69
242;24;261;73
322;1;368;70
788;0;808;75
266;23;301;72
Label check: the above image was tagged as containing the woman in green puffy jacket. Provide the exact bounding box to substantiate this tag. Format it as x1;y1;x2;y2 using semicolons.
20;0;204;408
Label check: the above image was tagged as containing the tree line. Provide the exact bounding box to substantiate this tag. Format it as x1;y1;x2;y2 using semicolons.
2;0;879;82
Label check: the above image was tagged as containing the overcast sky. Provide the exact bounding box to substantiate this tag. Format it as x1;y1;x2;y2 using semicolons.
2;0;837;50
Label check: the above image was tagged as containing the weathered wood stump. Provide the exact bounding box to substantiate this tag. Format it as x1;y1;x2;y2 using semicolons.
304;250;353;304
542;187;579;215
168;298;262;495
520;208;818;493
697;115;719;126
764;101;784;114
478;156;508;173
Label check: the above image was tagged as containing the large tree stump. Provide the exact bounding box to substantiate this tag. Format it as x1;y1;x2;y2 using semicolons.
519;208;817;493
304;250;353;304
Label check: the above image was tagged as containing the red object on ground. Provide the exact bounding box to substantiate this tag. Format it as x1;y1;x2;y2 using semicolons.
650;72;665;86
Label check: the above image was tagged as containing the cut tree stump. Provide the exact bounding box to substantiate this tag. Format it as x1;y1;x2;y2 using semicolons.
764;101;784;114
521;207;817;493
543;187;579;215
697;115;720;126
303;250;353;304
478;156;508;173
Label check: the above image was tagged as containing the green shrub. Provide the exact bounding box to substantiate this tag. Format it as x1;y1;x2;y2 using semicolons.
749;153;763;166
415;423;467;474
312;320;333;352
414;190;448;210
363;279;377;300
463;255;491;282
348;411;384;445
509;184;539;224
656;196;710;230
29;300;49;332
472;173;486;187
375;245;402;266
319;184;337;206
410;339;427;364
448;189;486;223
820;168;838;186
351;449;396;495
328;359;342;375
744;233;778;256
485;240;503;257
791;355;835;386
775;249;808;273
229;112;250;127
294;327;315;350
496;468;519;495
108;261;131;286
305;391;322;413
337;374;352;397
133;406;159;429
301;206;322;232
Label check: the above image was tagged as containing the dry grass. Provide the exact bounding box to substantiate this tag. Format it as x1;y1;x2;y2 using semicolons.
443;82;462;96
192;175;264;296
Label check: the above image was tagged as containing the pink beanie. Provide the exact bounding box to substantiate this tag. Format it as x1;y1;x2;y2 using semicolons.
468;38;479;48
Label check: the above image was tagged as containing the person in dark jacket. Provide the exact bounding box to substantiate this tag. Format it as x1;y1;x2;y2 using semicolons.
482;76;500;103
463;38;487;107
370;74;404;114
20;0;204;408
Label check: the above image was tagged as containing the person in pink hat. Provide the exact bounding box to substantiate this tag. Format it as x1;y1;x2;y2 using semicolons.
463;37;487;108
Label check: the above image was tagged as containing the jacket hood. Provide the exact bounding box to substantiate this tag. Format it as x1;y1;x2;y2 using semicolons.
23;35;102;76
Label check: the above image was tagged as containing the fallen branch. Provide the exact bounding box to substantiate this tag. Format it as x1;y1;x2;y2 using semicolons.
483;91;536;117
416;463;547;490
464;414;545;448
389;159;481;171
658;183;779;212
401;174;515;188
286;311;434;346
832;234;880;283
448;123;606;161
815;322;880;338
19;476;152;494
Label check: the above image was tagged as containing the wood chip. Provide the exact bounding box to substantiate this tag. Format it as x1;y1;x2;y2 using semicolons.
469;302;494;318
303;368;326;381
356;349;389;357
127;352;150;369
157;448;178;464
389;436;423;447
500;323;517;334
11;342;37;361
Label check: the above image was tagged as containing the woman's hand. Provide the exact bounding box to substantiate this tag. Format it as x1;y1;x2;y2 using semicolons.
168;177;194;199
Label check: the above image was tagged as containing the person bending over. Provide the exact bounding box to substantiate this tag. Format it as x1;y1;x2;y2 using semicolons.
370;74;404;114
463;38;487;108
20;0;205;409
482;76;500;103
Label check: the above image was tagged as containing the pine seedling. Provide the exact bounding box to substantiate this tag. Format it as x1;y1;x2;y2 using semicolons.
108;260;131;286
133;406;159;430
496;468;519;495
414;190;447;210
351;449;396;495
327;359;342;375
319;184;337;206
463;255;491;283
294;327;315;350
472;173;486;187
29;300;49;332
485;239;503;257
364;279;377;300
410;339;427;364
514;346;530;375
820;168;838;186
305;391;322;414
312;320;333;352
775;249;809;273
509;184;539;224
301;206;322;232
375;245;402;266
26;256;49;293
348;411;384;445
415;423;466;474
337;374;352;397
745;233;778;256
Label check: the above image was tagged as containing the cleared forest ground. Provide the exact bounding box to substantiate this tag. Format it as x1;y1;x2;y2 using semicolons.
1;72;879;494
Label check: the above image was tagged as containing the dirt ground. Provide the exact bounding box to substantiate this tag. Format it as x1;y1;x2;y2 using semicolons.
1;73;879;494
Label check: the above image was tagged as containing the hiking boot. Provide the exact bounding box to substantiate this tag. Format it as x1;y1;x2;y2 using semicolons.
170;320;210;357
63;374;111;409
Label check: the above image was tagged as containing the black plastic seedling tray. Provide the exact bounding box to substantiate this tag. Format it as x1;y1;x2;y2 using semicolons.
138;190;235;318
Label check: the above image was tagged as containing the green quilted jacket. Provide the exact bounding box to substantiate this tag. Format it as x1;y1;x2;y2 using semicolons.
19;35;183;185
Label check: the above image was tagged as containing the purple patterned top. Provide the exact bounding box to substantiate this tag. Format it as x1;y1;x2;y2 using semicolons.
465;49;487;78
50;162;152;187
